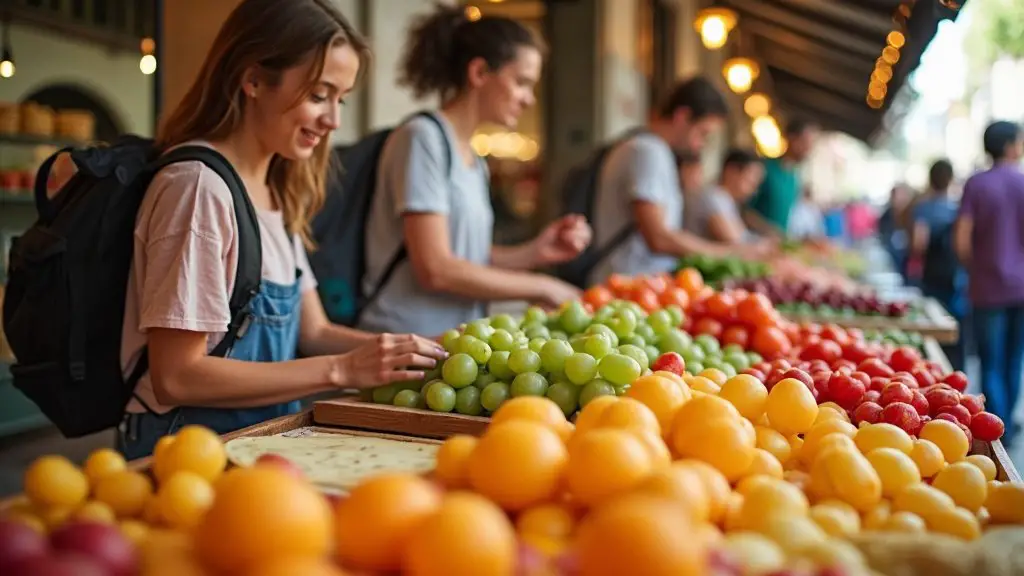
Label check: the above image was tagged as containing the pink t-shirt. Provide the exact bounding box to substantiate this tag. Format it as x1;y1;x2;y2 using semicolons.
121;148;317;414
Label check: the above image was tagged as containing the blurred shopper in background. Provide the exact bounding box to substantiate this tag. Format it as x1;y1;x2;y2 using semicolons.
744;119;819;238
878;183;914;276
359;4;591;336
955;121;1024;445
684;148;771;250
788;185;825;241
910;159;966;370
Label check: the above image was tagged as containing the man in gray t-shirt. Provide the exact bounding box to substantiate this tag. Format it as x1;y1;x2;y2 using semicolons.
588;77;733;286
685;148;767;245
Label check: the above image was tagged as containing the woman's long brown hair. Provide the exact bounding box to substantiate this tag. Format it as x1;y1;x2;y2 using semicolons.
158;0;370;247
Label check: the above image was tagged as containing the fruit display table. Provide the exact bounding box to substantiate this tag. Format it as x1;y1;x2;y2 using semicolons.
779;296;959;345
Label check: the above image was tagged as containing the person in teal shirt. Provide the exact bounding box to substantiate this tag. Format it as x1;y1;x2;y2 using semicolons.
744;119;818;237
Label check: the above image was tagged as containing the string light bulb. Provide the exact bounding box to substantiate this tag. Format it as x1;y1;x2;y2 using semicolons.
743;93;771;117
139;37;156;75
723;58;759;94
693;8;738;50
0;19;13;79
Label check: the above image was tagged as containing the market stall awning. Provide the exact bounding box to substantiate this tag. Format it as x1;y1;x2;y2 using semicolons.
718;0;967;143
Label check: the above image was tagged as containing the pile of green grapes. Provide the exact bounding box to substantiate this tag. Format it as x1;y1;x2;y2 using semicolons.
368;300;763;418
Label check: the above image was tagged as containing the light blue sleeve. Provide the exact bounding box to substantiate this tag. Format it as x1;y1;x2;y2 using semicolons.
378;117;450;217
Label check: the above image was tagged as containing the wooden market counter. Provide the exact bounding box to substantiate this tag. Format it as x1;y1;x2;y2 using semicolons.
781;297;960;344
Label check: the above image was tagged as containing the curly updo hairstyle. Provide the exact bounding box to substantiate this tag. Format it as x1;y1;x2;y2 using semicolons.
399;3;543;100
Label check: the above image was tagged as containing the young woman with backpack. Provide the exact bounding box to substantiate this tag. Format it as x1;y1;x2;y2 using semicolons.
357;4;591;336
117;0;446;459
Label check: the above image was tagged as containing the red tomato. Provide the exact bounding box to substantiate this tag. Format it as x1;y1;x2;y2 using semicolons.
890;346;921;373
799;339;842;364
858;358;894;379
736;293;777;327
721;325;750;349
582;285;614;310
820;324;850;345
632;287;660;313
706;292;738;321
943;371;968;393
752;326;793;359
658;286;690;310
693;317;724;339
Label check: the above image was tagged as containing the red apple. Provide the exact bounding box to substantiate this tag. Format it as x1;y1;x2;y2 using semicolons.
910;365;937;388
960;394;985;415
853;401;884;425
742;368;767;382
924;387;960;416
812;372;832;401
8;553;107;576
936;404;972;427
652;352;686;376
909;390;930;417
829;373;866;410
49;522;137;576
970;412;1005;442
868;377;888;393
780;368;814;390
890;372;919;389
0;520;48;572
880;382;914;406
858;358;894;379
890;347;921;372
881;402;922;435
943;371;969;393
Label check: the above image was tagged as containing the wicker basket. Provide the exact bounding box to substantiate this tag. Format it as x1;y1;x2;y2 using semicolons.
20;102;55;137
56;109;95;142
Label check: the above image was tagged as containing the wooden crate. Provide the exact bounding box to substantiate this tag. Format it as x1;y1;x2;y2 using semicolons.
923;337;1022;483
312;397;490;439
780;297;959;344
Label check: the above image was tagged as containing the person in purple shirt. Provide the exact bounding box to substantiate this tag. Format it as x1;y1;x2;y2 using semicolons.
955;121;1024;444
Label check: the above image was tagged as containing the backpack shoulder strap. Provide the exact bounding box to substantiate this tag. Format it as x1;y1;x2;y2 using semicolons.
152;145;262;357
407;110;455;177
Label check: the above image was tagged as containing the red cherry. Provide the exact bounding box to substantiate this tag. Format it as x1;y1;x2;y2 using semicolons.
960;394;985;415
910;390;930;417
881;402;922;436
742;368;767;382
780;368;814;390
880;382;914;406
890;346;921;372
936;404;972;427
853;401;884;425
924;387;960;416
651;352;686;376
858;358;895;379
829;372;867;410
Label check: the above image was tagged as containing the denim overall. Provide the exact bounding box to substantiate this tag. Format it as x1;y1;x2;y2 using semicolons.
118;273;303;460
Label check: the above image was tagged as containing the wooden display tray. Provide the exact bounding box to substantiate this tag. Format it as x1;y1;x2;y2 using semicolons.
780;296;960;344
313;397;489;440
923;337;1022;483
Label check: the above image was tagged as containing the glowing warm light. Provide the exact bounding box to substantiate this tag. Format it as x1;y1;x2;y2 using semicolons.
470;131;539;162
140;54;157;75
868;81;887;101
866;96;884;110
743;93;771;117
871;67;893;83
465;6;482;21
881;46;900;65
140;37;155;55
723;58;759;94
0;59;13;79
886;31;905;48
694;8;737;50
757;137;787;159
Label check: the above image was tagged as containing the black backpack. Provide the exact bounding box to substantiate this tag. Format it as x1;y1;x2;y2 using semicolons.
2;137;261;438
922;220;959;293
554;129;649;288
310;111;452;326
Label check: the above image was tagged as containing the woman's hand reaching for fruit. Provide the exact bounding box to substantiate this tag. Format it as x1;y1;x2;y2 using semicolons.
531;275;583;310
530;214;592;266
332;333;448;388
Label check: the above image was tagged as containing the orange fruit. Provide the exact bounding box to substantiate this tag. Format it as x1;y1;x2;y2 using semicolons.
743;448;784;479
23;455;89;509
865;448;921;498
800;419;857;466
931;462;987;512
94;470;153;518
156;471;214;530
403;492;516;576
433;435;478;489
754;426;792;465
965;454;998;481
736;477;809;531
675;460;731;524
809;500;861;537
765;378;818;436
594;397;661;436
910;439;946;478
633;464;710;523
919;420;970;463
719;374;768;421
855;423;914;455
468;420;567;511
626;374;688;434
490;396;567;431
73;501;117;524
928;506;981;540
566;428;654;507
154;425;227;484
248;557;351;576
672;416;755;482
892;483;956;525
83;449;127;486
119;520;150;546
810;446;882;512
573;395;619;434
334;473;441;571
985;482;1024;524
196;466;333;574
576;494;705;576
676;267;705;294
515;503;576;540
698;368;728;386
685;375;720;394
